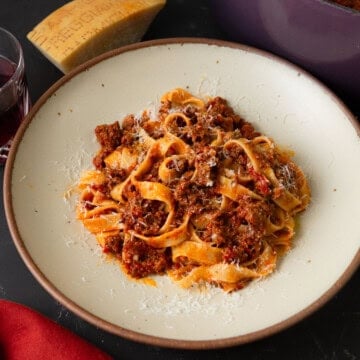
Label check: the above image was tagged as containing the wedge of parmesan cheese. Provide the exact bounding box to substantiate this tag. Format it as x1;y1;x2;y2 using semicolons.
27;0;166;73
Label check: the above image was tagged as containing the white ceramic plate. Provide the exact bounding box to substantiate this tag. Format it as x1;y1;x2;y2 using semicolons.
4;39;360;349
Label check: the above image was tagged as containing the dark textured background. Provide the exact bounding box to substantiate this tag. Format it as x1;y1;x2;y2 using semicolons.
1;1;359;359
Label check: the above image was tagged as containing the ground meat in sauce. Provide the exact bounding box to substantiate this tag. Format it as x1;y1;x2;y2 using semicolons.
192;146;217;186
104;234;124;255
122;183;168;236
104;168;127;191
95;122;122;149
222;239;262;264
93;122;122;169
122;238;170;278
173;182;218;215
198;201;269;263
206;97;260;139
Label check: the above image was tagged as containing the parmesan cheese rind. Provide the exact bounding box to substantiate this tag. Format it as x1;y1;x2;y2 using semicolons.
27;0;166;73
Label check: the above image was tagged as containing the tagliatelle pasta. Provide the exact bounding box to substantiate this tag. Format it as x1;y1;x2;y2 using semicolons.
76;88;310;292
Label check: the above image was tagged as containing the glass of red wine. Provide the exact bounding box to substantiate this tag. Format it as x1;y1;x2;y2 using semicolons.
0;27;31;164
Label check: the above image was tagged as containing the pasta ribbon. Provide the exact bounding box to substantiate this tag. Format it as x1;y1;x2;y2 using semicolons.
217;175;263;201
133;215;190;248
161;88;204;109
172;241;223;265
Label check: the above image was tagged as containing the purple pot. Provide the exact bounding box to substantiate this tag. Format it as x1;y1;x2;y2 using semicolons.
211;0;360;100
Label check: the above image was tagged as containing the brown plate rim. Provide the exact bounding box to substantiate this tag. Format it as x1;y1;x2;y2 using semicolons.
3;37;360;350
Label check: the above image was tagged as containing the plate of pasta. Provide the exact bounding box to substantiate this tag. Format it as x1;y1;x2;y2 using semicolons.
4;38;360;348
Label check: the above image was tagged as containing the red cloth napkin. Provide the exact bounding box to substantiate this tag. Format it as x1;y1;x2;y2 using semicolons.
0;300;113;360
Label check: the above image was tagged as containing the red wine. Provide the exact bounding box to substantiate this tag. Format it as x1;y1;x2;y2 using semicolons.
0;56;30;163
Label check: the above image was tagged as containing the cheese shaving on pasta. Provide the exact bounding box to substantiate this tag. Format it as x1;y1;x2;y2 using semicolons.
76;88;310;292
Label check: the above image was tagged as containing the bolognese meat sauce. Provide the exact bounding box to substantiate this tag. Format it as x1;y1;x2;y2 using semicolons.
77;89;310;291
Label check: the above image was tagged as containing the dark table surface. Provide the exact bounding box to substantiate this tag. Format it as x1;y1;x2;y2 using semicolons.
1;1;359;359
